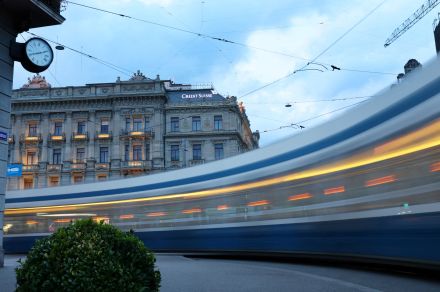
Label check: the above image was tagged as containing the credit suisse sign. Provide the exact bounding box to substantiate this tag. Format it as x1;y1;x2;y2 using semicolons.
181;93;213;99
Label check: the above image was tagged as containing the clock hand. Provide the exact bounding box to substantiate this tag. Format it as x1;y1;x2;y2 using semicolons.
28;50;49;56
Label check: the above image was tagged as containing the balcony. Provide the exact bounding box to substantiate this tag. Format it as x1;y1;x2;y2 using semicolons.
22;164;39;172
72;132;88;141
71;162;86;171
121;160;152;171
20;134;42;143
96;131;112;140
95;163;110;170
120;129;153;139
189;159;205;166
49;133;65;142
47;164;62;172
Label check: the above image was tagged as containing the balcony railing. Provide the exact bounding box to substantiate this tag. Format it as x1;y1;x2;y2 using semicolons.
96;131;112;140
189;159;205;166
22;164;39;172
47;164;62;172
121;160;152;170
120;129;153;138
49;133;66;142
20;134;42;143
95;163;110;170
71;163;86;171
72;132;88;141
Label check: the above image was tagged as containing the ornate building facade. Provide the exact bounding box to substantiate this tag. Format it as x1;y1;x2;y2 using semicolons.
7;72;259;190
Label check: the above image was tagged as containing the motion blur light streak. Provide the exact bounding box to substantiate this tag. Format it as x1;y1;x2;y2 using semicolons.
365;175;396;187
5;128;440;216
119;214;134;219
147;212;167;217
182;208;202;214
247;200;270;207
288;193;313;201
431;162;440;172
324;186;345;195
217;205;229;210
53;219;72;223
25;220;38;225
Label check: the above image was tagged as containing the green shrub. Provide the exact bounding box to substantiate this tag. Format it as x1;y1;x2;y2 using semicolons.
16;219;161;291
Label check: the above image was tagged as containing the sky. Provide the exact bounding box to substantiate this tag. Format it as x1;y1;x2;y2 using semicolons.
13;0;439;146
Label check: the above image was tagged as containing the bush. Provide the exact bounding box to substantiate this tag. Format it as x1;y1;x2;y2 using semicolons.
16;219;161;291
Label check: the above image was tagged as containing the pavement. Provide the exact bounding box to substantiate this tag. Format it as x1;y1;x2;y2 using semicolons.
1;254;440;291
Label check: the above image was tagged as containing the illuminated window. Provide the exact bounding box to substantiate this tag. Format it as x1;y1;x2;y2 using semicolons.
73;175;83;184
53;148;61;164
27;151;37;165
100;120;109;134
77;121;86;134
28;123;37;136
193;144;202;160
192;116;201;131
133;118;142;131
215;143;224;160
24;177;34;189
54;122;63;135
49;176;59;186
100;147;109;163
214;115;222;130
171;145;179;161
76;148;85;162
133;145;142;161
170;117;179;132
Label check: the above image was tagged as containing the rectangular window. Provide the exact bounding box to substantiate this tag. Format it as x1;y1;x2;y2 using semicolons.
54;121;63;135
28;123;37;136
215;143;224;160
124;144;129;161
53;148;61;164
49;176;59;187
97;175;107;181
125;118;131;131
77;121;86;134
27;152;37;165
133;118;142;131
76;148;85;162
170;117;179;132
193;144;202;160
100;120;109;134
145;143;150;160
171;145;179;161
133;145;142;161
73;175;83;184
100;147;109;163
192;116;201;131
24;177;34;189
214;115;223;130
144;118;150;131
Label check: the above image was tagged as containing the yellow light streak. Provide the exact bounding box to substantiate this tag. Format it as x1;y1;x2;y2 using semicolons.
288;193;312;201
247;200;270;207
217;205;229;211
324;186;345;195
6;119;440;215
365;175;396;187
147;212;167;217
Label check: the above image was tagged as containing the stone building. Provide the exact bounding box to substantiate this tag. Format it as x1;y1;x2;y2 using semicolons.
8;72;259;190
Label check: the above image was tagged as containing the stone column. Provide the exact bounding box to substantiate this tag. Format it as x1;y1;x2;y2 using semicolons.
111;110;121;178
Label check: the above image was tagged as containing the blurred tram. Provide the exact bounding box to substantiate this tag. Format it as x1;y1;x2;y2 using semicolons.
4;58;440;269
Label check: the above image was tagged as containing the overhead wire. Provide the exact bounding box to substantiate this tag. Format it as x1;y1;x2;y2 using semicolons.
238;0;388;99
25;32;135;77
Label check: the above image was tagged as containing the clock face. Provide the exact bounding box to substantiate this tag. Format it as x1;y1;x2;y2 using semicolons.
25;38;53;67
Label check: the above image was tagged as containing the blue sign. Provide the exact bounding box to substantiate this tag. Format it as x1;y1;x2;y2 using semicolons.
0;131;7;141
7;164;22;177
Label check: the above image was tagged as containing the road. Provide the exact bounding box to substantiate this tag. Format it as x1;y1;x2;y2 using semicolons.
2;254;439;291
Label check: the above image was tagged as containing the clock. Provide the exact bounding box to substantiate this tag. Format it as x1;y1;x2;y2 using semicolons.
21;38;54;73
